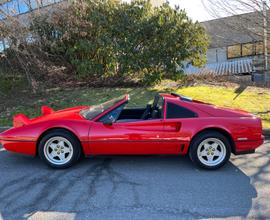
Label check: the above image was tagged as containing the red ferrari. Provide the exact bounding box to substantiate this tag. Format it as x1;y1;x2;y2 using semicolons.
0;93;264;169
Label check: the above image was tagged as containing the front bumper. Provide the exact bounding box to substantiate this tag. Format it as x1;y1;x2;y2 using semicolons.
0;139;36;156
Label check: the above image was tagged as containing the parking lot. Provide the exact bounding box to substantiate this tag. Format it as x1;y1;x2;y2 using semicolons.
0;140;269;220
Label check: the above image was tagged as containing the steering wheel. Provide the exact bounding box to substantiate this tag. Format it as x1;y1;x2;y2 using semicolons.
141;104;152;120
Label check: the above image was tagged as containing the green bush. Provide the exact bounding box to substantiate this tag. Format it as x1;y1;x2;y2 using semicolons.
0;75;28;94
30;0;209;85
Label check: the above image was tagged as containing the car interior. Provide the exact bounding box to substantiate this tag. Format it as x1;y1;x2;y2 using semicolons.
99;95;164;123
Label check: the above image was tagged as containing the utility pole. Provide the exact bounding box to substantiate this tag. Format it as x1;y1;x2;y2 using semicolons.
263;0;269;81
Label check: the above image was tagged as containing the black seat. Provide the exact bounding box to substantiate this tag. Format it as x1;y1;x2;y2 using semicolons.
141;104;151;120
151;109;159;119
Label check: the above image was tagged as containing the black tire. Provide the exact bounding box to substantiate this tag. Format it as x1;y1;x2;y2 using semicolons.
189;131;231;170
38;129;82;169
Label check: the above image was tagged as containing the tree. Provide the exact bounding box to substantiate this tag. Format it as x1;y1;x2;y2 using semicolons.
1;0;209;87
50;0;209;84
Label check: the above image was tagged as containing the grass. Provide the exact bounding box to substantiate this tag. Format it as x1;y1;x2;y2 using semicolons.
175;85;270;128
1;84;270;128
0;88;157;127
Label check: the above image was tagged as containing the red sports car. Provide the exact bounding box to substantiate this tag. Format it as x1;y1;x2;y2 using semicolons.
0;93;264;169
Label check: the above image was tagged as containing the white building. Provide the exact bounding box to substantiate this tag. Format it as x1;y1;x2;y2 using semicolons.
185;11;266;76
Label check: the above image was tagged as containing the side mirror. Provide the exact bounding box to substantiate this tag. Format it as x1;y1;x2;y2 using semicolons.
103;118;113;126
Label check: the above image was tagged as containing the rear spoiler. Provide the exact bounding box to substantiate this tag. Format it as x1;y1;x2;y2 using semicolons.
41;106;54;115
13;105;54;128
13;114;31;128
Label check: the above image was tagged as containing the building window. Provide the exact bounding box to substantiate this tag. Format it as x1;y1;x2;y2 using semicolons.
42;0;55;7
5;0;20;16
0;0;63;18
30;0;40;10
242;43;254;56
227;44;241;59
19;0;29;13
255;42;264;55
227;41;265;59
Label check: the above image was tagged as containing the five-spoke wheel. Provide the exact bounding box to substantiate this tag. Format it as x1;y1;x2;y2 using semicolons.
39;129;81;169
189;131;231;170
44;137;74;166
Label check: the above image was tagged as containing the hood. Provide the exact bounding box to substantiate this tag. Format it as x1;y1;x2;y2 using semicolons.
13;106;88;128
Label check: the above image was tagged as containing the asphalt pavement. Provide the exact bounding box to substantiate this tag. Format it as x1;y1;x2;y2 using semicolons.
0;140;269;220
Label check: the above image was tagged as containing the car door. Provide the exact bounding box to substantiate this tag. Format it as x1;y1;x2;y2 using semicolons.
88;97;181;155
89;119;177;154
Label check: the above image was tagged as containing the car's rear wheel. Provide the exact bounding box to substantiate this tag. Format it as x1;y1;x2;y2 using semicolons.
189;131;231;170
38;130;81;169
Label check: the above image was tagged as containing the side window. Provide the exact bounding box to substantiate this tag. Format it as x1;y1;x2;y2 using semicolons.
166;102;197;119
98;105;124;123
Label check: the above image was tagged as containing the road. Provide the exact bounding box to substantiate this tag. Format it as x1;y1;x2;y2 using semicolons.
0;140;269;220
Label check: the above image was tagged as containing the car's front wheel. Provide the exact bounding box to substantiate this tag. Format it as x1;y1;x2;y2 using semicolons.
38;129;81;169
189;131;231;170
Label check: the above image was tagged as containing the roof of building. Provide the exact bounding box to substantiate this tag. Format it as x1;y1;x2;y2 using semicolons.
201;11;265;48
184;57;253;75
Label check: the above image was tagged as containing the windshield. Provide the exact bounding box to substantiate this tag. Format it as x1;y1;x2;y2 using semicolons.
80;95;127;120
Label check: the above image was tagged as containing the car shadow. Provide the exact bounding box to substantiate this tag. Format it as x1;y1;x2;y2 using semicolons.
0;146;258;219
